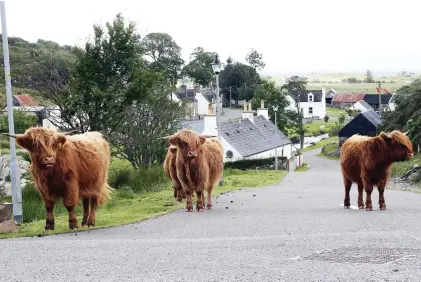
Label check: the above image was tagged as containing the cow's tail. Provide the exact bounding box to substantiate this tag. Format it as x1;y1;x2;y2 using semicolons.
99;183;115;204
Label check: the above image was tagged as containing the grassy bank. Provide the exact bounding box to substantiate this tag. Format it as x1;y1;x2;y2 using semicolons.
0;164;286;239
301;136;339;153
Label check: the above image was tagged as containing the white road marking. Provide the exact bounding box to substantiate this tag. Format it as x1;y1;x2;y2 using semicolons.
340;204;359;210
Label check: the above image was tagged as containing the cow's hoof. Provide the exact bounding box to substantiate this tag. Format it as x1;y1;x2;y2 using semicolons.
186;206;193;212
380;206;387;210
358;205;365;209
87;220;95;227
344;205;350;209
69;219;79;229
45;219;55;230
206;203;213;209
366;207;373;211
197;207;204;212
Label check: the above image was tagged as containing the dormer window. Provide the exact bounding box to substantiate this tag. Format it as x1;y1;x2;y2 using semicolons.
308;93;314;102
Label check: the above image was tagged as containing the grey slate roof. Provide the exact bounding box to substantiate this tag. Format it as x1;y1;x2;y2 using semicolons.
361;109;382;127
296;90;324;102
356;100;374;111
220;115;292;157
174;88;197;102
200;89;217;103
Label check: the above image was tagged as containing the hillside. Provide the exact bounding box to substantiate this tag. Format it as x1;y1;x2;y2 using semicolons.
0;36;73;106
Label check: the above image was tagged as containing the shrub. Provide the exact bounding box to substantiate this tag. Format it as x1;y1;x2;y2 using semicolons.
324;115;329;123
110;166;169;193
338;113;346;124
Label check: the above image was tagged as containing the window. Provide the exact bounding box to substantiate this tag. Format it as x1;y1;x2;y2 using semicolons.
308;93;314;102
309;107;313;114
226;150;233;159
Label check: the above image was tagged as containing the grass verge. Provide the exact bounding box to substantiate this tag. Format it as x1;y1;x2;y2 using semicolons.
295;163;310;172
301;137;339;153
0;169;287;239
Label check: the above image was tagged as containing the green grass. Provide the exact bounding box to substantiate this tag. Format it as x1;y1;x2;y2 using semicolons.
317;143;341;160
391;155;421;178
0;168;286;239
301;136;339;153
326;107;346;118
295;163;309;172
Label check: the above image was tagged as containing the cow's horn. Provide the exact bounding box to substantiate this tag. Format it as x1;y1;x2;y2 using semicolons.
160;135;173;140
201;135;217;138
404;130;410;135
1;133;17;138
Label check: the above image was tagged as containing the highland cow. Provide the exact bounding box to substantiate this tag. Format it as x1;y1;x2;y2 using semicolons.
162;129;224;212
3;127;112;230
340;130;413;211
163;145;186;202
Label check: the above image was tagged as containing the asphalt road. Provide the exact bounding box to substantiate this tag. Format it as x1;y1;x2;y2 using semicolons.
2;150;421;281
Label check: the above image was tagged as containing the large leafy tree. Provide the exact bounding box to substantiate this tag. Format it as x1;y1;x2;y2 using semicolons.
281;75;308;149
182;47;214;87
251;80;289;133
69;13;148;134
141;32;184;85
379;79;421;150
245;48;265;71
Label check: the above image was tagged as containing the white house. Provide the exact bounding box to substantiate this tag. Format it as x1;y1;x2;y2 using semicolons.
194;86;223;118
388;93;397;111
350;100;374;112
201;100;293;163
285;87;326;119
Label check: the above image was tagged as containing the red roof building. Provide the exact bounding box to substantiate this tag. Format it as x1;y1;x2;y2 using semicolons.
12;95;39;106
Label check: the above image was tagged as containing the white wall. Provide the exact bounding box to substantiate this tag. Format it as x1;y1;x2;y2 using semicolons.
300;101;326;119
350;101;373;112
195;93;209;116
220;136;243;163
222;141;293;163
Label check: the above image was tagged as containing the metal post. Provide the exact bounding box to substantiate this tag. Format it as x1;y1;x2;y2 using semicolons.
378;81;382;118
229;86;232;108
0;1;23;224
274;111;278;170
216;74;224;185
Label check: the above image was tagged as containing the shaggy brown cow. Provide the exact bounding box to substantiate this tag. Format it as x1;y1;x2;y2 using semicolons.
163;145;186;202
163;129;223;212
3;127;112;230
340;130;413;211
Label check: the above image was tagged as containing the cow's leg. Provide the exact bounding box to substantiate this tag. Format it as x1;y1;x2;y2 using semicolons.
343;176;352;209
44;199;56;230
357;183;364;209
195;190;204;212
81;198;90;226
185;190;193;212
64;204;78;229
378;180;387;210
87;197;99;227
364;182;374;211
206;186;214;209
63;183;79;229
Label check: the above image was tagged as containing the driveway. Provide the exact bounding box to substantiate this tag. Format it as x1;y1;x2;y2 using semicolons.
2;149;421;281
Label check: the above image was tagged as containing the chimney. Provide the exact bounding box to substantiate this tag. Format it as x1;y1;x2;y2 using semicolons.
201;103;218;137
242;101;254;123
257;99;269;120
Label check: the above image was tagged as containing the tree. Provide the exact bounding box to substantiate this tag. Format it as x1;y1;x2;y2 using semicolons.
281;75;308;149
338;113;346;124
365;70;375;83
141;32;184;85
109;80;185;169
69;13;148;134
219;61;261;102
182;47;214;87
251;80;289;133
380;79;421;150
246;48;265;71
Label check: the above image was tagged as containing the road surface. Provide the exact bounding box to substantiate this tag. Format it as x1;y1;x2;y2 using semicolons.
2;149;421;281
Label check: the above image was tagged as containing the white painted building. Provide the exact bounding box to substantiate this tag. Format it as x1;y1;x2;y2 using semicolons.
388;93;397;111
201;100;293;163
285;87;327;119
194;86;223;118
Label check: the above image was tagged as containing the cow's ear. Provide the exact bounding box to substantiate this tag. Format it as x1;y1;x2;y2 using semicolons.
199;136;206;145
168;136;179;146
57;135;67;148
16;135;33;150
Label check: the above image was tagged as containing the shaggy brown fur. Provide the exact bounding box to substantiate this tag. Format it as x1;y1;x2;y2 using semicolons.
340;130;413;211
167;129;224;212
163;145;186;202
12;127;111;230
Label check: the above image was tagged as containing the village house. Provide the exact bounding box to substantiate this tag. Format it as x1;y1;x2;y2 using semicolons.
285;87;327;119
325;88;336;104
201;100;293;163
338;110;382;146
193;85;223;119
172;85;198;119
331;93;366;109
350;100;373;113
362;93;393;112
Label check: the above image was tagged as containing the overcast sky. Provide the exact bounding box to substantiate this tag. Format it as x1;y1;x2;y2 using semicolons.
4;0;421;76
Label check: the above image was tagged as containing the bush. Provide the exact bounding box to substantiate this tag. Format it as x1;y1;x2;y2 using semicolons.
324;115;329;123
109;166;169;193
338;113;346;124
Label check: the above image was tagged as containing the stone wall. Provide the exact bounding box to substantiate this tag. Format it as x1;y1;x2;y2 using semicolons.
0;155;31;197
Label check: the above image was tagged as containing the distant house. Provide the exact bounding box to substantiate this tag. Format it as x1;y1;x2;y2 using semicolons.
363;93;393;112
350;100;374;112
172;85;198;119
338;110;382;146
325;88;336;104
286;87;326;119
388;93;397;111
201;101;293;163
331;93;365;109
13;94;39;107
194;86;223;118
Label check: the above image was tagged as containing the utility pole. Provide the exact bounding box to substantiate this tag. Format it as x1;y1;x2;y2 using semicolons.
377;81;382;118
1;1;23;224
229;86;232;108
